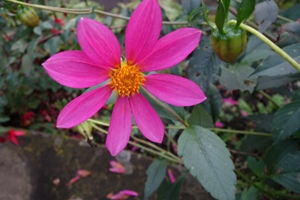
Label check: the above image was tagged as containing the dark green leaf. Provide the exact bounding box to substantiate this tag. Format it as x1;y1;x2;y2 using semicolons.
247;114;273;132
157;174;185;200
188;36;222;93
144;159;167;200
43;36;60;55
272;101;300;142
188;104;214;128
251;43;300;77
276;21;300;47
265;139;298;173
182;0;200;14
215;0;226;34
0;115;10;123
236;0;256;28
223;0;230;18
240;135;273;153
271;152;300;193
178;126;236;200
283;3;300;21
240;186;259;200
219;64;257;93
247;156;265;178
202;84;222;122
254;0;278;32
257;74;300;90
21;54;33;77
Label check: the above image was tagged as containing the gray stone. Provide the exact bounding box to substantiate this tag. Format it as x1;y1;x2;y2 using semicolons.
0;132;212;200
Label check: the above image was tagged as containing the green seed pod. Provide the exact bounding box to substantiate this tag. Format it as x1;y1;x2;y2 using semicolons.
16;6;39;27
211;26;247;63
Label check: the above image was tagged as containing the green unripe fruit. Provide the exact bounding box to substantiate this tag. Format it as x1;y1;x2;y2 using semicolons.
211;26;247;63
16;6;39;27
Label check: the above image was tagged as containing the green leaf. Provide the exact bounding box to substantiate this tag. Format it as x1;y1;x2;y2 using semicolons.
257;74;300;90
21;54;33;77
144;159;167;200
254;0;278;32
188;36;223;93
247;157;265;178
188;105;214;128
272;101;300;142
202;84;222;122
283;3;300;21
240;186;259;200
265;139;298;173
276;21;300;47
157;174;185;200
219;64;257;93
240;135;273;153
271;152;300;193
236;0;256;28
251;43;300;77
178;126;236;200
215;0;226;34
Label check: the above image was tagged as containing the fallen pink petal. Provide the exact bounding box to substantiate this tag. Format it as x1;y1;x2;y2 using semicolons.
215;121;225;128
66;176;80;186
223;98;238;106
77;169;91;177
107;190;138;199
42;0;206;156
109;161;126;174
167;168;176;183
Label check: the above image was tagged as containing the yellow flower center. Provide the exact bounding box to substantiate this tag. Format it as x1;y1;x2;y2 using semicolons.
110;63;145;97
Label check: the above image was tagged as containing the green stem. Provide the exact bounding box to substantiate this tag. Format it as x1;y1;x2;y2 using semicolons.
164;131;178;146
6;0;188;25
229;20;300;72
209;128;271;137
128;140;181;164
91;123;181;164
258;90;280;109
131;136;181;162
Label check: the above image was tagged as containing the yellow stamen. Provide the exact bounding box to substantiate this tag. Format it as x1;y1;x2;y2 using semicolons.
110;63;145;97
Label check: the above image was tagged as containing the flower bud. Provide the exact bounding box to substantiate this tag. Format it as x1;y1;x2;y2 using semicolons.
16;6;39;27
211;26;247;63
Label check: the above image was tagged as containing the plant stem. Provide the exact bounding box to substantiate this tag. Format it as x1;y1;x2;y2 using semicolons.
258;90;280;109
209;128;271;137
88;119;109;127
128;140;182;164
91;123;181;164
6;0;188;25
131;136;181;162
229;20;300;72
164;131;178;146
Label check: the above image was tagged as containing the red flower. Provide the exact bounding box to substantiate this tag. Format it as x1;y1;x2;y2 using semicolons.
6;129;26;145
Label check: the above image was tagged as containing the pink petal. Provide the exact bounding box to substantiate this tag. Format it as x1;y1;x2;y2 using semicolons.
77;169;91;177
138;28;201;71
144;74;206;106
119;190;139;196
130;94;164;143
57;85;112;128
43;50;110;88
167;169;176;183
77;18;121;68
109;161;126;174
215;121;225;128
9;129;26;136
106;97;132;156
110;190;139;199
223;98;238;106
10;136;19;145
125;0;162;65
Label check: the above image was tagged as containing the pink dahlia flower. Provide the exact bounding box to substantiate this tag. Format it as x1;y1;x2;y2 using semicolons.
43;0;206;156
